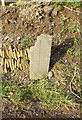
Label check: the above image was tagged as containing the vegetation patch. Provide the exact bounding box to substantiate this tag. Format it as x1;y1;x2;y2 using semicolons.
3;77;80;111
19;37;34;49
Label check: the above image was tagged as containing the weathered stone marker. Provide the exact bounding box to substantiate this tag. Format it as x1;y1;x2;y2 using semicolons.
30;34;52;79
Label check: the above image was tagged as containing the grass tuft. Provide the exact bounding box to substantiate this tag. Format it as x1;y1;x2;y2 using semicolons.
19;36;34;49
3;77;80;110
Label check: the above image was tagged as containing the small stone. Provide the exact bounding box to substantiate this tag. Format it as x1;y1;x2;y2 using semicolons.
36;12;39;17
16;40;19;44
9;3;14;6
9;3;16;7
8;19;16;24
4;35;9;40
21;18;24;21
65;59;67;62
48;71;53;79
37;26;40;28
39;15;43;20
17;36;21;40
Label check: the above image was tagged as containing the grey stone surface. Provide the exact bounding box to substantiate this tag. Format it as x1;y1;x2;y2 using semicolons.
30;34;52;80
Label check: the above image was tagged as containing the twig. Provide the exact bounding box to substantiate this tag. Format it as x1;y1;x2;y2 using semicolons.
70;67;81;99
63;5;82;14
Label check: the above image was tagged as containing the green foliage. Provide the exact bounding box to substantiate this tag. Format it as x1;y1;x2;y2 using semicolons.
3;81;20;103
3;76;80;110
61;26;68;33
3;80;32;103
55;2;81;9
73;38;79;45
62;17;70;23
16;1;27;6
26;78;77;110
0;82;2;97
67;48;80;56
56;4;64;11
19;37;34;49
65;2;81;8
69;25;77;33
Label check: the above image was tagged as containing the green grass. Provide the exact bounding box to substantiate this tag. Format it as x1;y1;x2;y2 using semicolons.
73;38;80;45
67;48;80;56
3;80;32;104
19;36;34;49
65;2;81;8
62;17;70;23
55;2;81;9
69;25;78;33
61;26;68;33
0;81;2;98
2;77;80;110
55;4;64;12
66;37;80;56
16;1;27;6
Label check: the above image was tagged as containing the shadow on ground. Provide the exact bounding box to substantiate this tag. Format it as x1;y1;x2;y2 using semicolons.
49;37;74;70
